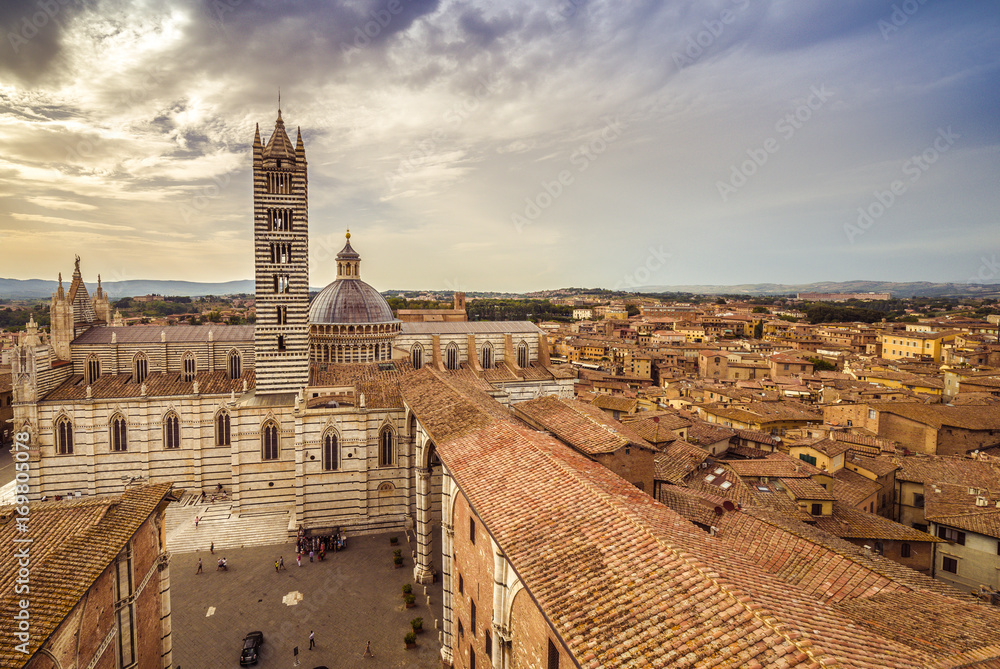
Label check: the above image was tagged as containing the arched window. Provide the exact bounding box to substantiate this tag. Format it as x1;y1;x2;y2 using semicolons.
86;355;101;384
323;431;339;471
517;340;529;368
227;349;242;380
446;342;459;370
379;426;395;467
110;414;127;452
480;342;494;370
182;351;196;382
411;344;423;369
55;415;73;455
133;352;148;384
262;420;279;460
163;412;180;449
216;410;231;446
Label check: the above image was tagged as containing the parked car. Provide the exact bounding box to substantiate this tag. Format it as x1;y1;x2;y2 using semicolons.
240;631;264;666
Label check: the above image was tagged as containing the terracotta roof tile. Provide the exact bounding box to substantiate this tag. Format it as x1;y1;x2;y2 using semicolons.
514;396;655;455
0;484;173;666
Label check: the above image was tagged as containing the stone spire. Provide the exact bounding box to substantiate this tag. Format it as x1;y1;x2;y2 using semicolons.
295;126;306;163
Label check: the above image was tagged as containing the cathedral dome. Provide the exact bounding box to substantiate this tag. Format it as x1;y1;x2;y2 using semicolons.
309;278;395;324
309;231;396;324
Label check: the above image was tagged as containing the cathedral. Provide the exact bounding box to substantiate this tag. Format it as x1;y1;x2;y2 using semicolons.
11;110;573;539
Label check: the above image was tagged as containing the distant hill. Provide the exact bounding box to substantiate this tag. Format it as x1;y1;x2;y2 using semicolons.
3;277;998;300
0;278;258;299
636;281;1000;298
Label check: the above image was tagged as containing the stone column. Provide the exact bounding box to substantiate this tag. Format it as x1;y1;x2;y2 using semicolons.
491;543;508;669
158;551;173;669
440;505;455;667
413;466;434;584
439;466;456;667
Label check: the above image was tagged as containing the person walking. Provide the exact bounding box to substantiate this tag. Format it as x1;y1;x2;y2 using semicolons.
296;553;302;567
363;640;374;658
210;541;214;555
279;556;285;570
194;516;199;528
275;559;280;573
309;549;314;562
196;558;203;574
309;630;315;650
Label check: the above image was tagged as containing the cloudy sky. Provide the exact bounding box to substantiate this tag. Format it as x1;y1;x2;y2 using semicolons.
0;0;997;293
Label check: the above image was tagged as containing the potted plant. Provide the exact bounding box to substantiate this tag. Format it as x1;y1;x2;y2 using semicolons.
411;617;423;633
390;536;399;545
402;583;413;595
393;548;402;558
404;593;416;608
394;555;404;568
404;631;417;649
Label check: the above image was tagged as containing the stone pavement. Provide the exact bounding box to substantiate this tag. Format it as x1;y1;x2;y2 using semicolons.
170;530;443;669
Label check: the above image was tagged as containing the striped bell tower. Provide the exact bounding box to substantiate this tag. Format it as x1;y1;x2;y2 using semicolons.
252;108;310;394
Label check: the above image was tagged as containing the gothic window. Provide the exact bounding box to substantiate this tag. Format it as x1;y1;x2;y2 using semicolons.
133;352;148;384
55;415;73;455
262;420;279;460
378;426;395;467
227;349;241;379
86;355;101;384
411;344;423;369
323;431;339;471
182;351;196;382
216;411;231;446
163;412;180;449
110;414;127;452
517;340;528;368
274;274;290;294
277;305;287;325
277;335;286;351
446;342;459;370
480;342;494;370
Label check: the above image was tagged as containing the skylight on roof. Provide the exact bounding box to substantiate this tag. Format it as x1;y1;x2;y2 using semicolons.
705;474;716;483
714;467;724;475
720;481;733;490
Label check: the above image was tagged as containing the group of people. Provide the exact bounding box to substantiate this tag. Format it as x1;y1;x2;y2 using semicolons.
194;556;228;573
295;527;347;563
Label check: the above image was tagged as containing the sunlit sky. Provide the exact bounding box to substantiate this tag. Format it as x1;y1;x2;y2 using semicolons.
1;0;998;293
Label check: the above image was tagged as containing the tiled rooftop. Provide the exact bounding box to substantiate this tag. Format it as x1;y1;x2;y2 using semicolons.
0;484;173;667
514;395;654;455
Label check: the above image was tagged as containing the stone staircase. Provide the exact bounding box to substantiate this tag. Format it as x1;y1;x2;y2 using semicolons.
165;492;292;554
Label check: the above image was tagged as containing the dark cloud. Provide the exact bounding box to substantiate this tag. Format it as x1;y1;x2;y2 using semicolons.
0;0;96;84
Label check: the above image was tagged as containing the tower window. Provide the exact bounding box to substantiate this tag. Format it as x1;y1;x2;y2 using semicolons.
379;427;394;467
227;349;242;379
133;353;148;384
262;421;279;460
182;352;196;382
274;274;290;294
216;411;231;446
323;431;339;471
56;416;73;455
277;305;287;325
163;412;180;449
277;335;286;351
86;355;101;384
110;414;127;452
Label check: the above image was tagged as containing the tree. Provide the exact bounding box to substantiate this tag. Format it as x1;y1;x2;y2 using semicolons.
752;306;768;313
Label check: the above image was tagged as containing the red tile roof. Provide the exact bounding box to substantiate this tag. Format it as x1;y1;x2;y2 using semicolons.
400;369;998;667
43;369;254;401
0;484;173;667
514;396;654;455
